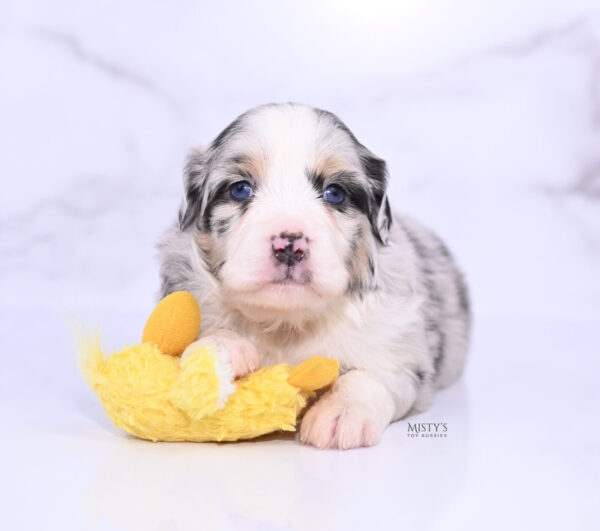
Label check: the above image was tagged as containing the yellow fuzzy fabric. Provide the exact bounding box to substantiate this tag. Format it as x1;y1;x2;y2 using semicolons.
287;356;340;390
141;291;201;356
79;335;322;442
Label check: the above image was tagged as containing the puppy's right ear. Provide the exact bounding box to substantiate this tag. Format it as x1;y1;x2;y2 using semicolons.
178;147;208;231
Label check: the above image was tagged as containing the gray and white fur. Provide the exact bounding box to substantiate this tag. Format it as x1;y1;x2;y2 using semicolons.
158;103;470;449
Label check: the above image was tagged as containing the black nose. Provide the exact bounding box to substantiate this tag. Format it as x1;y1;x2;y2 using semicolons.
272;232;307;266
273;245;305;266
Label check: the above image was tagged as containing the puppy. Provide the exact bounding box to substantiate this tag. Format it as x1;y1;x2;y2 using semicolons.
158;103;470;449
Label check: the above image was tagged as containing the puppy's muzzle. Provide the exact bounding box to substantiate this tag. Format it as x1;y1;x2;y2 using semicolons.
272;232;308;267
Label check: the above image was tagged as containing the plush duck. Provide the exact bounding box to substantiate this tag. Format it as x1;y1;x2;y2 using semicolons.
79;291;339;442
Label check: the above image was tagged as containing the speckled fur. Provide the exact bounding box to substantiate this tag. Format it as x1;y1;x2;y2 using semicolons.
158;103;471;449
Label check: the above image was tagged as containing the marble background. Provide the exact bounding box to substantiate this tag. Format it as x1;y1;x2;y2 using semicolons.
1;2;599;530
2;0;599;319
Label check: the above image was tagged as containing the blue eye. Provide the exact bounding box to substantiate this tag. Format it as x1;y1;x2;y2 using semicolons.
229;181;254;201
323;184;346;205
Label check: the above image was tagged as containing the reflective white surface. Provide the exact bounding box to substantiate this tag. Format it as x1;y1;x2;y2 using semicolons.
2;310;597;530
1;1;599;529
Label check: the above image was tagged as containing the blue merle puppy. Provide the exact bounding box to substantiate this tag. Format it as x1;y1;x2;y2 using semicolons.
158;103;471;449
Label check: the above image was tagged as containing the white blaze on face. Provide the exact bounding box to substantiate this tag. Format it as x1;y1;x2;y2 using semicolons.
214;105;365;309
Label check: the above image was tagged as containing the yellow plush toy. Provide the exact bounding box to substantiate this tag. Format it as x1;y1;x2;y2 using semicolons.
79;291;339;442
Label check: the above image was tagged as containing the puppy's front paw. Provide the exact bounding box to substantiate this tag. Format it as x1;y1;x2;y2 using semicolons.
182;328;259;379
299;393;383;450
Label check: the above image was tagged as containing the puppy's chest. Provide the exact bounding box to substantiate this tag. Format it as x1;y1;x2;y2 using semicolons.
248;315;402;372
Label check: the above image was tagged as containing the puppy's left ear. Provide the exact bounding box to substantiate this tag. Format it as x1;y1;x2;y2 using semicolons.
374;192;392;246
179;147;208;231
360;150;392;246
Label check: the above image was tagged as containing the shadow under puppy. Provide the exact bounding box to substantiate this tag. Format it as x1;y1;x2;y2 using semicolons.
158;103;471;449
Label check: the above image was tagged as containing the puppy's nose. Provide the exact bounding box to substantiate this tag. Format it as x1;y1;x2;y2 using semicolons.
272;232;308;266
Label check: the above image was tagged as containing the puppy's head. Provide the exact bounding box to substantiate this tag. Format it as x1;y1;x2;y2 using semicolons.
180;103;391;318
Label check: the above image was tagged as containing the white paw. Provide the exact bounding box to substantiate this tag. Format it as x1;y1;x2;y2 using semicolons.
181;328;260;379
299;393;383;450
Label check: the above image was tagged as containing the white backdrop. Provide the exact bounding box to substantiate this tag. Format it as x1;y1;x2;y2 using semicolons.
2;0;599;319
1;2;598;530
